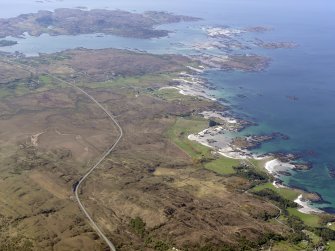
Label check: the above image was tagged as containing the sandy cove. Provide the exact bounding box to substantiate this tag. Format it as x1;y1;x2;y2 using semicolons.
188;126;323;214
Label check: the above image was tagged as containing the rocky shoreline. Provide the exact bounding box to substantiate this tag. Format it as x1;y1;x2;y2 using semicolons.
168;66;327;215
192;53;271;72
186;26;299;55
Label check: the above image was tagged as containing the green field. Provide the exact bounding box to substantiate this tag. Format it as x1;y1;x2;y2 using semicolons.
167;117;211;159
287;208;321;227
252;182;300;201
204;157;240;175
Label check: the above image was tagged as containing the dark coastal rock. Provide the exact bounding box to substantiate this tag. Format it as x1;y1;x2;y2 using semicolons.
217;97;229;103
273;150;318;162
254;38;298;49
281;135;290;140
273;179;284;186
245;26;272;33
304;192;324;203
293;162;312;171
236;94;247;99
208;86;217;90
192;53;271;72
286;95;299;101
272;152;300;162
304;150;318;157
235;120;256;131
231;134;274;150
271;132;290;140
277;171;292;176
329;171;335;179
327;164;335;178
230;131;291;151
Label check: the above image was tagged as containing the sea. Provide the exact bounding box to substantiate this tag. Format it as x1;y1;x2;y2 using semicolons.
1;0;335;211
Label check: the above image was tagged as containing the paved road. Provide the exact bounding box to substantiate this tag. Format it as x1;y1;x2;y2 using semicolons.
50;74;122;251
1;58;122;251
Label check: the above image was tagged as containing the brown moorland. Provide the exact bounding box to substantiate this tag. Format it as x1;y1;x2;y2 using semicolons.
0;49;291;250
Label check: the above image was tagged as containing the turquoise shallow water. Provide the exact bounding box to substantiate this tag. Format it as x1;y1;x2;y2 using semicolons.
1;0;335;211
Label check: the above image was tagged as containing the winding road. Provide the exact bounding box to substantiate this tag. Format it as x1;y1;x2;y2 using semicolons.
51;74;122;251
1;58;122;251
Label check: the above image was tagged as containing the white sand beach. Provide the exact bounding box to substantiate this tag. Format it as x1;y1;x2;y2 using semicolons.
264;159;295;176
294;194;323;214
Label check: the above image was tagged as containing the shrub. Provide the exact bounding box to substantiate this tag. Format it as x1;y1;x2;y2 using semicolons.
154;240;170;251
313;227;335;241
130;217;146;238
233;165;268;187
252;189;297;209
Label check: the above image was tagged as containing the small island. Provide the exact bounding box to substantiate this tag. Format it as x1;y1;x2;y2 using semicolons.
254;39;298;49
0;39;18;47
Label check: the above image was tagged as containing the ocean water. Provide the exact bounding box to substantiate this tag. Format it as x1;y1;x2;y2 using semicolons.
199;1;335;211
1;0;335;210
